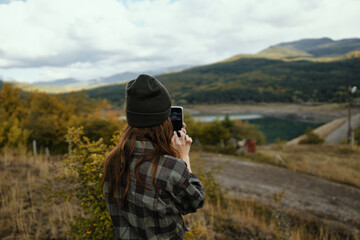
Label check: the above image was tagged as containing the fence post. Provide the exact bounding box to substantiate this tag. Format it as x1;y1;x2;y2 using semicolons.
32;139;37;157
67;137;72;159
45;147;50;160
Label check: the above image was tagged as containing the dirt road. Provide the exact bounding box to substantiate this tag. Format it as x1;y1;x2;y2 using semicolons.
287;113;360;145
199;153;360;229
326;113;360;144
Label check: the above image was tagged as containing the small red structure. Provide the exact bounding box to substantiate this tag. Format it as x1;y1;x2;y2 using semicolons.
245;138;256;153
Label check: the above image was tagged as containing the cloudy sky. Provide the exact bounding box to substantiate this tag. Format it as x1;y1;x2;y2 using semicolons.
0;0;359;83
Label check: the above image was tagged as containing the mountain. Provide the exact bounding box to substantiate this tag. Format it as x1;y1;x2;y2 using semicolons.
83;56;360;105
5;37;360;104
225;37;360;63
81;38;360;105
162;57;360;103
34;78;80;86
276;37;360;57
81;65;192;87
277;37;334;52
31;72;139;89
28;65;192;90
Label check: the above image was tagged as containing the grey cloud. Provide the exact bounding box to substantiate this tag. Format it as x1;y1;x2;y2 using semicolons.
0;50;111;68
0;48;170;69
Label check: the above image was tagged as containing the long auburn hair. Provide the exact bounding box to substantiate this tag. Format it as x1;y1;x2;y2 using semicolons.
102;118;179;205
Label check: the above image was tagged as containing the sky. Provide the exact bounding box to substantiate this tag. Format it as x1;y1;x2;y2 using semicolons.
0;0;359;83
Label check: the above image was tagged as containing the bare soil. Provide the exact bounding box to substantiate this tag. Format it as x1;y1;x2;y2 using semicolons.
198;152;360;230
185;103;360;122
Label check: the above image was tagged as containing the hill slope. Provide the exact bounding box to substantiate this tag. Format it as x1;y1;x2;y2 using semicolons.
277;37;360;57
224;38;360;62
83;56;360;105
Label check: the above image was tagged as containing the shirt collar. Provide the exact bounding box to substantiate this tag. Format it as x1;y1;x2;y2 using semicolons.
134;140;154;154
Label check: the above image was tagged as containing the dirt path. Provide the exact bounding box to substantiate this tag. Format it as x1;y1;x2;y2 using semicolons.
199;153;360;229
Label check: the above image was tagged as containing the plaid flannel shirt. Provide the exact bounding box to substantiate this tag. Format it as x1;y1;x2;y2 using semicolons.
104;141;205;240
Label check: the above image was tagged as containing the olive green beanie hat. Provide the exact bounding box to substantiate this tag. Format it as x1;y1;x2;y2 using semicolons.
125;74;171;128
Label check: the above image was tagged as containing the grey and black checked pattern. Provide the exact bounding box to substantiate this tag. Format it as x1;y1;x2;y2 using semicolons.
104;141;205;240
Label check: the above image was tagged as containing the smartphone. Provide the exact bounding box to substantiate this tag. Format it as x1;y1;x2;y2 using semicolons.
170;106;183;136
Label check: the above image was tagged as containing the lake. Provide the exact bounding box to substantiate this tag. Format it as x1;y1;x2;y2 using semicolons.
193;114;324;144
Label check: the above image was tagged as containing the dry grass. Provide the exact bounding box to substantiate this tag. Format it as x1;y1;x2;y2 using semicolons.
249;144;360;188
185;195;359;240
185;153;360;240
0;148;82;240
1;147;359;239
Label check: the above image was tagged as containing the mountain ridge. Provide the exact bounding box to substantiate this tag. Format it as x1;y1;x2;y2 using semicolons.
82;56;360;105
222;37;360;63
3;37;360;104
24;65;192;90
34;78;80;86
276;37;360;57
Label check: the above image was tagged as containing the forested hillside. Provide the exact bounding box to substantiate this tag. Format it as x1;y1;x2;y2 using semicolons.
83;57;360;105
85;84;126;106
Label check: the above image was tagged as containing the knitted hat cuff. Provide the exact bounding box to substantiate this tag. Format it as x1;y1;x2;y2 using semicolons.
125;108;170;116
126;107;171;128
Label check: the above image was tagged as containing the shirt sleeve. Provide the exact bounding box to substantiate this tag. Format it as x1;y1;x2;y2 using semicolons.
172;166;205;215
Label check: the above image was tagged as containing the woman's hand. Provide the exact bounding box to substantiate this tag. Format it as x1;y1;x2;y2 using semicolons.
171;122;193;172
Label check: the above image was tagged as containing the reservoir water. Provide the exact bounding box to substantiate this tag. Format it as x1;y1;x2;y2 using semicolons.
193;114;263;122
193;114;324;144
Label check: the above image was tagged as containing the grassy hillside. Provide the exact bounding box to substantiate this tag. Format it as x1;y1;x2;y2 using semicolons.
223;38;360;63
83;56;360;105
257;46;312;59
277;38;360;57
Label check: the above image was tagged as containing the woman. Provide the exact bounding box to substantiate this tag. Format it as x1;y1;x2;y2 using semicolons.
102;74;205;240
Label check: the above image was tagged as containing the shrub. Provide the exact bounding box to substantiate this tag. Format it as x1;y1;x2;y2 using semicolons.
299;128;324;144
73;118;125;146
190;154;226;207
62;127;114;239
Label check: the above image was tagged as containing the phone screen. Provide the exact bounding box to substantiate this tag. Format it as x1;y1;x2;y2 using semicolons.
170;106;183;134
